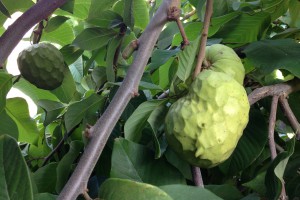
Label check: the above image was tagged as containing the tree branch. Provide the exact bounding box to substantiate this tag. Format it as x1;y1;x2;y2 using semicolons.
248;79;300;105
268;95;279;160
58;0;177;199
0;0;68;66
193;0;213;79
279;96;300;140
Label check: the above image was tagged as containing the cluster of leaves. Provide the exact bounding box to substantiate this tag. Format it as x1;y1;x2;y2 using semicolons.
0;0;300;199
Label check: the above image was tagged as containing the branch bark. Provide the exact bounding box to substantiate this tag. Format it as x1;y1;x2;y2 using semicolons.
268;95;279;160
58;0;176;199
192;166;204;187
0;0;68;66
193;0;214;78
248;79;300;105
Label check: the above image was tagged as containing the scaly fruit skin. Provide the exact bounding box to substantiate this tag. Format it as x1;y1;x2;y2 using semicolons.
205;44;245;85
165;70;249;168
17;43;65;90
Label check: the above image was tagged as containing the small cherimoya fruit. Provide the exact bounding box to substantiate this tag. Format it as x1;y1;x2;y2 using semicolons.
165;70;249;168
17;43;66;90
205;44;245;85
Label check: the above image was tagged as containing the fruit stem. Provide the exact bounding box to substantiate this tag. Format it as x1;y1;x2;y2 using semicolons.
193;0;213;79
192;166;204;187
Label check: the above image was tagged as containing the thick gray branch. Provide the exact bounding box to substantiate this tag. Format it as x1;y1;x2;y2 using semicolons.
248;79;300;105
0;0;68;65
58;0;175;199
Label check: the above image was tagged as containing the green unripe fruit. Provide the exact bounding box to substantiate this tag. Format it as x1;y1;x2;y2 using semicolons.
17;43;66;90
205;44;245;85
165;70;249;168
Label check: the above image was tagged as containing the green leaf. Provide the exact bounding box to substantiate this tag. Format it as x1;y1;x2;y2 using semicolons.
243;172;267;196
0;1;10;18
6;98;38;144
106;36;122;82
111;138;185;185
205;184;243;200
0;72;12;112
69;57;84;84
219;109;268;175
99;178;173;200
60;45;84;66
133;0;149;30
243;39;300;78
34;193;57;200
87;10;123;28
41;22;74;46
160;185;222;200
176;37;200;82
0;109;18;139
72;27;117;50
56;141;83;193
14;78;59;104
37;99;65;126
87;0;119;20
64;93;105;132
164;149;192;180
289;0;300;28
51;67;77;104
60;0;75;13
124;100;167;142
148;49;179;71
214;12;271;45
0;135;33;200
265;137;295;199
151;57;175;90
147;102;168;158
33;163;58;193
45;16;69;32
124;0;134;29
157;22;179;49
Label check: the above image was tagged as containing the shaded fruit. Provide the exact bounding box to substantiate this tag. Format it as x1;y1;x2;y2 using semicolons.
165;70;249;168
205;44;245;85
17;43;66;90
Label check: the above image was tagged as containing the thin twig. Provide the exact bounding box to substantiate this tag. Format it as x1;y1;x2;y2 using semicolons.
167;5;189;49
248;79;300;105
157;89;170;99
58;1;176;199
192;166;204;187
275;143;284;153
278;96;300;140
182;9;196;20
268;95;279;160
193;0;214;79
42;124;79;166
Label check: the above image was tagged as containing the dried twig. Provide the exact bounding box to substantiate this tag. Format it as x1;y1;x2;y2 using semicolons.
268;95;279;160
193;0;213;79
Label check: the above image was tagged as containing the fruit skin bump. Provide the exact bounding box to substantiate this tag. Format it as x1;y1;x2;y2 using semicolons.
17;43;66;90
165;70;250;168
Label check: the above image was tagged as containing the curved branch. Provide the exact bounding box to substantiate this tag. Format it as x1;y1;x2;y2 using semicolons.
58;0;177;199
248;79;300;105
268;95;279;160
0;0;68;66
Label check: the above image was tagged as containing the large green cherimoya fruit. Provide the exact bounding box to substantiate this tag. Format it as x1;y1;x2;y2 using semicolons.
165;70;249;168
17;43;66;90
205;44;245;85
